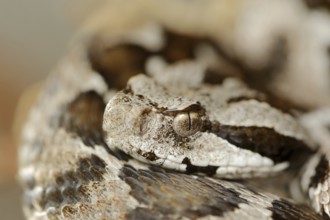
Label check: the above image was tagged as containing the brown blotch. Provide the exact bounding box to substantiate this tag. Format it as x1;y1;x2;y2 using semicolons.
60;91;131;160
120;165;248;219
76;168;95;182
44;186;63;206
77;185;90;197
123;166;322;219
89;43;150;90
226;95;266;104
55;175;65;186
38;155;107;209
78;158;93;170
61;186;78;203
62;205;78;218
263;92;308;114
160;31;204;63
202;69;229;85
182;157;218;176
142;152;160;162
75;155;107;182
207;124;314;164
309;155;330;188
61;170;79;185
303;0;330;11
89;167;104;181
60;91;106;148
137;149;160;162
269;199;324;220
90;154;107;169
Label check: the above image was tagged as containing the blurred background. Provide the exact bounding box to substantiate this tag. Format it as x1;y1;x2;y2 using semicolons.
0;1;104;219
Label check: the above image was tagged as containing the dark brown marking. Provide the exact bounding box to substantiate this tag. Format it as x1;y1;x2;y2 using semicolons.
76;168;95;182
120;165;140;179
206;124;314;164
76;185;90;198
182;157;218;176
60;91;106;147
303;0;330;11
89;43;150;90
136;94;145;100
120;165;248;218
54;174;65;186
269;199;324;220
244;38;288;90
91;154;107;169
202;69;230;85
60;90;131;161
89;29;232;91
62;170;79;185
160;31;202;63
62;205;78;218
226;95;266;104
143;152;160;161
61;186;78;204
78;158;92;170
309;154;329;188
37;155;107;209
123;86;133;95
44;186;63;206
76;154;107;182
263;92;308;114
137;149;160;162
89;167;104;181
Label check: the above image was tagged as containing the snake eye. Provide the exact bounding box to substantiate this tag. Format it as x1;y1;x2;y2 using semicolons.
173;112;202;137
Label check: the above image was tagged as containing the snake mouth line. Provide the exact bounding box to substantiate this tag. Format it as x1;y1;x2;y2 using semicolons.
133;147;289;178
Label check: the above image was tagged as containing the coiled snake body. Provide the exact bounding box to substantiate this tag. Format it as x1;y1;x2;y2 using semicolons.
18;1;330;219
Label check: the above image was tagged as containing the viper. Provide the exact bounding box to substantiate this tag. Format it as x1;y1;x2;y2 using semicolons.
18;1;330;219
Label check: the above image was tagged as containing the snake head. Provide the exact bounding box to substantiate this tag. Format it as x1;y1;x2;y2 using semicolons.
103;74;314;178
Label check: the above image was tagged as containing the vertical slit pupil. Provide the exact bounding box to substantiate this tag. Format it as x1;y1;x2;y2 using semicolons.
188;112;192;130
